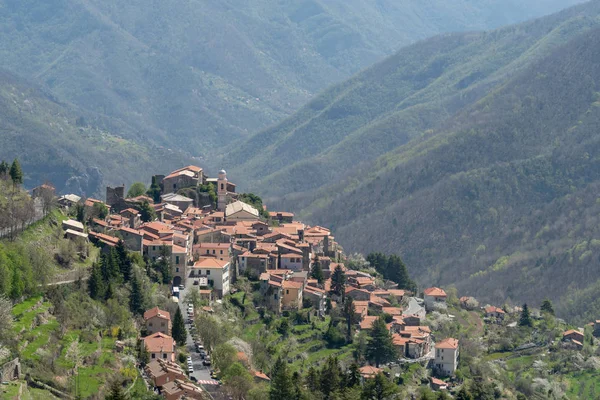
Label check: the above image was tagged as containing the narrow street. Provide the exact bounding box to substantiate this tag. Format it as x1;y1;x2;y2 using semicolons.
177;285;229;399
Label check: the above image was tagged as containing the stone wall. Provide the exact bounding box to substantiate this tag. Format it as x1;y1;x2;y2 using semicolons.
0;358;21;381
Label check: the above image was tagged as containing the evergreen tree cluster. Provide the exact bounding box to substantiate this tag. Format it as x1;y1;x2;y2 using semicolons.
366;253;416;292
88;240;147;315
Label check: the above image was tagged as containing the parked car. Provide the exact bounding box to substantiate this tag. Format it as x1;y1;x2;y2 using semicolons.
190;376;198;383
179;284;185;290
188;366;194;373
199;350;206;357
203;358;211;366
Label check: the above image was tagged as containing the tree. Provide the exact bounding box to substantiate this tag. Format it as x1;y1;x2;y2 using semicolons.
222;362;254;400
455;387;473;400
0;296;13;344
75;203;85;223
213;343;237;374
361;373;397;400
270;357;293;400
139;200;156;222
127;182;147;198
320;356;342;399
306;366;320;392
331;265;346;299
0;160;9;178
172;307;187;346
146;176;162;203
105;380;128;400
519;303;532;327
540;299;554;315
366;317;397;367
115;240;132;282
235;276;251;304
342;297;358;342
88;262;106;300
311;257;324;284
9;159;23;188
157;245;172;284
129;272;145;315
347;362;361;388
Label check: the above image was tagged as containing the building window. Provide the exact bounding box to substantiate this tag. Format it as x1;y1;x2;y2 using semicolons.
212;250;215;254
176;267;179;272
221;183;224;190
176;256;180;264
286;290;289;294
220;250;223;254
152;246;156;251
206;270;211;275
149;323;153;327
163;354;167;359
152;354;156;359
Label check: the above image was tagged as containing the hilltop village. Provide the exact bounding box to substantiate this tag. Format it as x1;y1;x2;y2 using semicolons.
3;163;600;400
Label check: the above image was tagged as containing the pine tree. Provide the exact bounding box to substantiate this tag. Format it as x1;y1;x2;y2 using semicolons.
115;240;132;282
320;356;342;399
88;262;105;300
311;257;324;284
540;299;555;315
347;362;361;388
270;357;293;400
129;272;144;315
455;387;473;400
361;372;397;400
0;160;9;178
330;265;346;299
366;316;397;367
172;307;187;346
519;303;532;327
305;366;319;392
9;159;23;188
105;380;128;400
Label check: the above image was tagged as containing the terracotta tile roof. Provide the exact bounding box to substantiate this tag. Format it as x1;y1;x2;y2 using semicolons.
193;258;229;269
436;338;459;349
388;289;406;297
358;365;382;378
359;316;379;330
382;307;403;316
119;227;143;236
392;334;410;346
563;329;584;337
144;307;171;321
424;287;447;297
144;332;175;353
252;370;271;381
282;280;303;289
485;306;505;314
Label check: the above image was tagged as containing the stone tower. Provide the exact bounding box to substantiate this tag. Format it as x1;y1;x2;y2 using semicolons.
217;169;228;211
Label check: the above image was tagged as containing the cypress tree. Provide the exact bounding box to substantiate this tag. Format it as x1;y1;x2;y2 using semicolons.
347;362;361;387
311;257;324;284
115;240;132;282
330;265;346;299
9;158;23;187
172;307;187;346
88;262;105;300
519;303;532;327
305;366;319;392
129;272;144;315
105;380;128;400
366;316;397;367
342;297;357;341
270;357;293;400
320;356;342;399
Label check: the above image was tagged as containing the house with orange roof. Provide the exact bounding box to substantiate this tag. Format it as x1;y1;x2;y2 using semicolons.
269;211;294;224
162;165;203;194
282;280;303;310
238;252;269;278
485;306;506;320
359;316;380;331
358;365;382;380
423;287;448;311
144;307;172;335
118;227;144;253
190;258;231;297
193;243;230;261
434;338;459;375
346;286;371;302
304;285;326;315
144;332;176;362
144;359;185;388
430;377;448;391
162;379;205;400
251;370;271;383
562;329;584;346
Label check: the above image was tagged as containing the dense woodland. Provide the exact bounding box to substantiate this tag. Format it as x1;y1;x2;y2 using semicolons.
227;1;600;324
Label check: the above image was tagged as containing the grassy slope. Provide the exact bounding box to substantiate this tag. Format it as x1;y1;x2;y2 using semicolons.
227;1;600;322
0;0;583;161
0;69;189;195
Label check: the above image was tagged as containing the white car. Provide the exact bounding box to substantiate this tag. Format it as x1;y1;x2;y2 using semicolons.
188;366;194;374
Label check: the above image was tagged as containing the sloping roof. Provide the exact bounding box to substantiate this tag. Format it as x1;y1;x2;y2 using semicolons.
144;332;175;353
436;338;459;349
144;307;171;321
485;306;505;314
226;201;259;217
282;280;303;290
359;365;382;378
424;287;447;297
63;219;84;231
193;258;229;269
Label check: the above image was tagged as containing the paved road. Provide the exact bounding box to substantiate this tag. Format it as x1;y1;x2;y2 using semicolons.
178;285;217;384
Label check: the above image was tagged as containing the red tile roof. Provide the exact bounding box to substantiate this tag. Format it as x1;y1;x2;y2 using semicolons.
424;287;447;297
144;307;171;321
436;338;459;349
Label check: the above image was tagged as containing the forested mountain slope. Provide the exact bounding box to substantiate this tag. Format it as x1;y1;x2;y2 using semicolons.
0;69;187;195
227;1;600;322
0;0;583;157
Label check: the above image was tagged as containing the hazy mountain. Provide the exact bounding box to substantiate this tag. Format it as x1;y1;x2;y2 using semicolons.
0;69;189;195
226;0;600;322
0;0;584;158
